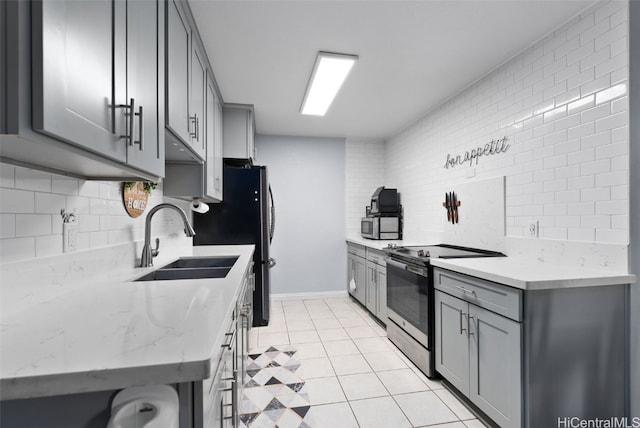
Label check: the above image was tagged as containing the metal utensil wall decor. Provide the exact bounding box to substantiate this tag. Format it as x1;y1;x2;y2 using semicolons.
443;192;461;224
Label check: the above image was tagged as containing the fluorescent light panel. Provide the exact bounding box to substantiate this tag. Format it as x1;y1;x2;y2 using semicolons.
301;52;358;116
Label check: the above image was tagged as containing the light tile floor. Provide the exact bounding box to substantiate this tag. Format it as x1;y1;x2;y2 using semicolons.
245;297;488;428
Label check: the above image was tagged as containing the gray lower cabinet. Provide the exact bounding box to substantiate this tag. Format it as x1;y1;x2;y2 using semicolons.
347;244;387;324
365;249;387;324
347;244;366;305
434;267;628;427
435;290;522;428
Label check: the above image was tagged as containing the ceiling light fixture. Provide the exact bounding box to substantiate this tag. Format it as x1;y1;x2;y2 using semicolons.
300;52;358;116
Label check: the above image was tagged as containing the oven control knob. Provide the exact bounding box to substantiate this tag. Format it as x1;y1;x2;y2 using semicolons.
417;249;426;257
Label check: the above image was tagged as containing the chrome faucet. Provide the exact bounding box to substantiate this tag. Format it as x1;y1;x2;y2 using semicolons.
140;203;196;267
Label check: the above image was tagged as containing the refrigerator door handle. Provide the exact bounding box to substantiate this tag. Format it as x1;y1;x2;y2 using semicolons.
266;258;276;268
268;185;275;244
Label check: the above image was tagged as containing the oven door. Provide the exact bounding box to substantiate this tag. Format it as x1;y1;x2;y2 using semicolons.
386;258;431;347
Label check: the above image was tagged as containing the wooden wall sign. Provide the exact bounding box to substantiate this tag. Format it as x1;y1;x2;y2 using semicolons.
123;182;149;218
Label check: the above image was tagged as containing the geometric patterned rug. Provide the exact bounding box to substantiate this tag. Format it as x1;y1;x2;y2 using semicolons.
239;345;314;427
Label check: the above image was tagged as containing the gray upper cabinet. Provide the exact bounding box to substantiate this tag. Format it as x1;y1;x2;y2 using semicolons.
163;0;224;202
190;38;207;159
165;0;205;163
223;104;256;162
1;0;164;181
32;0;124;163
165;0;191;147
121;0;165;177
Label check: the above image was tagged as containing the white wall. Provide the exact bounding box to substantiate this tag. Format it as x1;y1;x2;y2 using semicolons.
384;1;629;248
255;135;346;296
0;163;191;264
345;138;386;236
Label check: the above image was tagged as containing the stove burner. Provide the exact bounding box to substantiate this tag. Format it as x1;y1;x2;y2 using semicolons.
385;244;505;266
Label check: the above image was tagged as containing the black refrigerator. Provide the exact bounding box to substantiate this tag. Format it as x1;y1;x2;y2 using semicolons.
193;165;275;326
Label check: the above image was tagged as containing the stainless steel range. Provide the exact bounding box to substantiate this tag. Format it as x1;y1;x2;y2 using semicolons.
384;244;505;378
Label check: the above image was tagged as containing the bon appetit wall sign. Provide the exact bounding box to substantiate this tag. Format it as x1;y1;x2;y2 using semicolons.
443;136;510;169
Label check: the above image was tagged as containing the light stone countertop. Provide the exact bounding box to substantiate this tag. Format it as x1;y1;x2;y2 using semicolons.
346;236;635;290
0;244;255;401
430;257;635;290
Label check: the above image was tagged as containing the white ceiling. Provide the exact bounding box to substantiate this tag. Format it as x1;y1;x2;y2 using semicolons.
190;0;596;140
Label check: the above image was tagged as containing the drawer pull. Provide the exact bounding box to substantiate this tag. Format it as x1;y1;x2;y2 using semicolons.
221;330;236;349
455;285;477;297
460;311;467;335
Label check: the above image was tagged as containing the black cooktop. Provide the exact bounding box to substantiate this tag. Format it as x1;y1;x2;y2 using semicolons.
386;244;505;264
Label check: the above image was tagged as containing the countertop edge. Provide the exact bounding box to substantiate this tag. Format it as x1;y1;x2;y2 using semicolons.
430;259;636;290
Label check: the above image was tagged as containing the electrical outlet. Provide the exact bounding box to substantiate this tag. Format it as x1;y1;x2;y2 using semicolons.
63;222;77;252
528;221;539;238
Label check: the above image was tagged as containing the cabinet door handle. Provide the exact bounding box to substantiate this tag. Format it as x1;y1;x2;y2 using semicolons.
468;315;475;336
116;98;135;143
134;105;143;151
189;114;198;140
460;311;467;335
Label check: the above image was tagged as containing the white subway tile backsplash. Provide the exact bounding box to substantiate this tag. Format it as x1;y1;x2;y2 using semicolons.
596;199;628;215
15;214;52;237
35;192;66;214
568;228;595;241
0;237;35;263
567;202;595;216
595;171;627;187
51;177;79;196
0;164;16;188
595;228;627;243
0;188;35;213
1;214;16;239
595;111;627;132
580;74;611;96
580;159;610;176
1;163;186;263
568;175;595;190
35;235;63;258
582;215;610;228
595;141;627;160
581;187;611;202
595;52;627;78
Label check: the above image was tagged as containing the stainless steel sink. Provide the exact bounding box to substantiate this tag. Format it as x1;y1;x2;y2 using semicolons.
159;256;238;270
133;256;239;282
134;267;232;281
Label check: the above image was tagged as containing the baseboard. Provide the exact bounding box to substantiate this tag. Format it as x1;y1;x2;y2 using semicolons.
271;290;349;301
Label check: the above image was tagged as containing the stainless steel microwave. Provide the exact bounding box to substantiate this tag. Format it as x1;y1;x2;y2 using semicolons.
361;216;401;240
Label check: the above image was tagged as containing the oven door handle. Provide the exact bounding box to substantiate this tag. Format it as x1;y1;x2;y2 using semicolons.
386;258;428;277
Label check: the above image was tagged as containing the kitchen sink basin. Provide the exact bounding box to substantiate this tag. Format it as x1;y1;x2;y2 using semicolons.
134;267;232;282
159;256;239;270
